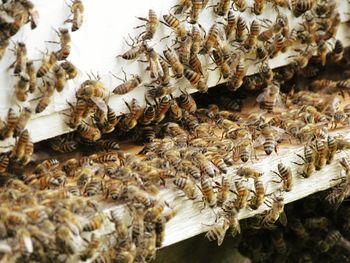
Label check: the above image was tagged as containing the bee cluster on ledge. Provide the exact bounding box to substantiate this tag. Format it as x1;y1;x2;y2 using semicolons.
1;0;350;262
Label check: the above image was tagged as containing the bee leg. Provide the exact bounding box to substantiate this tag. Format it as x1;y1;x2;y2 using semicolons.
206;4;217;9
174;193;186;201
198;23;206;38
64;18;73;24
160;35;171;42
136;17;149;22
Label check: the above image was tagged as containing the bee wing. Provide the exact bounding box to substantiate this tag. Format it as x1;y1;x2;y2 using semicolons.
0;241;12;254
256;89;267;103
278;211;288;227
91;96;108;113
253;135;264;147
271;126;287;141
275;94;285;108
0;11;15;23
21;235;33;253
29;10;40;29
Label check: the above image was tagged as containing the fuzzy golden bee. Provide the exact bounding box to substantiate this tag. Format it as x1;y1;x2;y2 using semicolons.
65;0;84;31
112;71;142;95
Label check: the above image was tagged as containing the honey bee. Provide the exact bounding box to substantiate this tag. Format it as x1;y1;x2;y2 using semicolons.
0;152;9;174
210;49;231;82
11;129;30;162
173;175;198;200
36;51;57;78
34;158;59;175
205;216;230;246
261;195;287;227
103;107;122;134
65;0;84;31
80;234;101;261
178;89;197;113
78;78;107;112
314;139;327;171
112;71;141;95
293;145;316;178
140;228;156;261
289;217;309;241
136;9;159;40
271;231;288;255
200;176;217;209
77;122;102;141
291;0;316;18
154;95;171;123
83;213;106;232
243;20;260;51
127;185;154;208
144;44;163;80
235;16;247;42
272;163;293;192
251;0;265;15
319;230;350;253
172;0;192;15
188;0;203;24
175;37;191;67
56;225;78;254
326;135;336;164
256;83;283;113
117;38;145;61
184;68;208;93
155;216;166;248
20;139;33;165
212;152;229;173
52;63;67;92
188;48;203;74
0;39;9;60
54;28;71;60
193;152;218;177
237;167;263;178
35;80;55;113
162;14;188;41
145;200;167;222
25;60;36;93
14;73;30;102
199;23;219;55
224;10;236;41
249;178;266;210
11;42;26;74
105;179;124;200
235;139;254;163
163;47;184;79
260;125;283;155
190;25;203;55
325;178;350;209
208;0;231;16
215;176;231;207
228;61;246;91
329;39;344;63
169;97;183;121
304;216;329;229
20;0;40;29
233;180;249;210
232;0;247;12
61;60;78;79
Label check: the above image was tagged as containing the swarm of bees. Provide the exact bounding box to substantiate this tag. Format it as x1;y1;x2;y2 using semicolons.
237;190;350;263
1;0;350;262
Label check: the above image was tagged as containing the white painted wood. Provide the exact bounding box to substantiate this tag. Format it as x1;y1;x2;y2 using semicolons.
0;1;350;147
